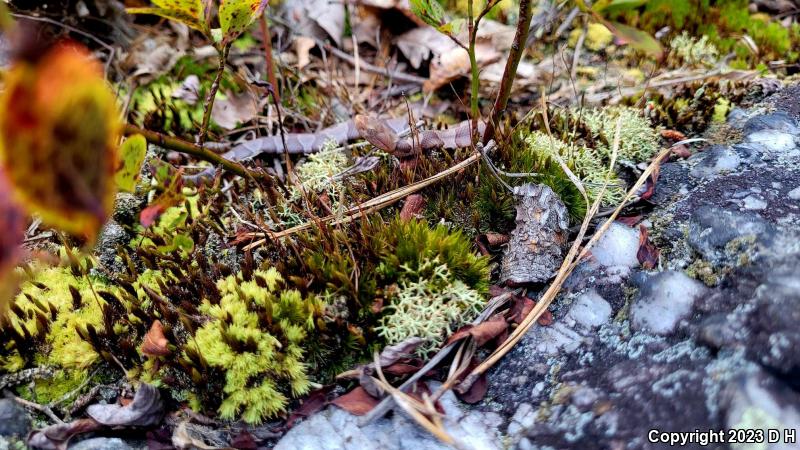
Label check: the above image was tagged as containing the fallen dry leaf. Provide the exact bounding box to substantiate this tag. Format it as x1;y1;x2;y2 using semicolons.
446;313;508;347
86;383;164;427
331;386;380;416
640;160;661;201
27;419;103;450
399;194;426;221
211;91;260;130
660;129;687;141
294;36;316;69
141;320;170;357
171;75;200;105
285;387;331;428
637;225;660;270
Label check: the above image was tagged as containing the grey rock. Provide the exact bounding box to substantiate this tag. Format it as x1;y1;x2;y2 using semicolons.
500;183;569;285
630;271;707;335
688;205;775;264
95;220;130;276
745;131;797;154
0;399;30;437
688;145;741;179
789;186;800;200
69;438;133;450
564;289;612;330
274;382;502;450
112;192;146;226
589;222;640;270
720;369;800;450
742;111;799;135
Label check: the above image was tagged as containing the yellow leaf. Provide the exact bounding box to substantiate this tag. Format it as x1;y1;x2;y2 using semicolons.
0;42;121;240
219;0;268;42
115;134;148;193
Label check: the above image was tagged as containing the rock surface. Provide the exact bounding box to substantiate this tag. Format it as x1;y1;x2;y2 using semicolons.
0;399;30;437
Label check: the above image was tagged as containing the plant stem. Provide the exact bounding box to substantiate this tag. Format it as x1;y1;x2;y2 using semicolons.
259;13;280;103
482;0;533;144
123;124;261;181
198;44;231;147
468;0;479;125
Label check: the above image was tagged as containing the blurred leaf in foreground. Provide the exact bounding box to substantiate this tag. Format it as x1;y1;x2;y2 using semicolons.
0;41;121;240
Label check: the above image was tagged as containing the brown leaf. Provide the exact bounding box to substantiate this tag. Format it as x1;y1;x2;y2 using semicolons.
455;372;487;404
294;36;316;69
446;313;508;346
86;383;164;427
141;320;170;357
211;91;260;130
670;144;692;159
640;160;661;201
383;362;422;375
377;337;425;367
399;194;426;221
616;215;643;227
538;310;553;326
331;386;380;416
509;295;536;325
637;225;660;270
660;129;687;141
27;418;103;450
285;387;330;429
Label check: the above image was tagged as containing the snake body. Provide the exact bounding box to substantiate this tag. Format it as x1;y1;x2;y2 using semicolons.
186;116;483;184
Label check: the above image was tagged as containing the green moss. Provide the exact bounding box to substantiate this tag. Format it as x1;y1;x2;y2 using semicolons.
375;218;490;295
193;268;325;423
20;369;87;405
1;266;117;371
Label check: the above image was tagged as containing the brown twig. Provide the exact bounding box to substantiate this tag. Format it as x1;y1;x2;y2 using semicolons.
198;44;231;146
123;124;263;182
10;394;63;424
259;13;280;103
483;0;534;144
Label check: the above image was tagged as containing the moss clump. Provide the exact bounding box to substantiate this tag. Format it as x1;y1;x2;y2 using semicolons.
523;131;625;207
670;32;719;68
576;106;660;162
0;265;118;372
376;259;485;355
193;267;325;423
375;218;490;295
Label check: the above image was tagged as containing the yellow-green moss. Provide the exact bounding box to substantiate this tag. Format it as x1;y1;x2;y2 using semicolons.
577;106;660;162
192;268;325;423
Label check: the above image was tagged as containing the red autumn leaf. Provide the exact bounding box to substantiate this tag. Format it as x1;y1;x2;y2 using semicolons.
640;160;661;201
331;386;380;416
670;144;692;159
141;320;170;357
0;41;120;240
0;168;25;276
446;313;508;347
399;194;426;221
637;224;660;270
617;215;643;227
538;310;553;326
229;431;259;450
285;387;331;428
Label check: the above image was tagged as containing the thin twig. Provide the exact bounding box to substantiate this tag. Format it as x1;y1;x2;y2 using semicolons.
198;44;231;146
483;0;535;144
259;13;280;103
10;394;63;424
123;124;266;183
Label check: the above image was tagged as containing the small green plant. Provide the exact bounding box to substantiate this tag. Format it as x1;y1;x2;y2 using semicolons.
127;0;268;144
